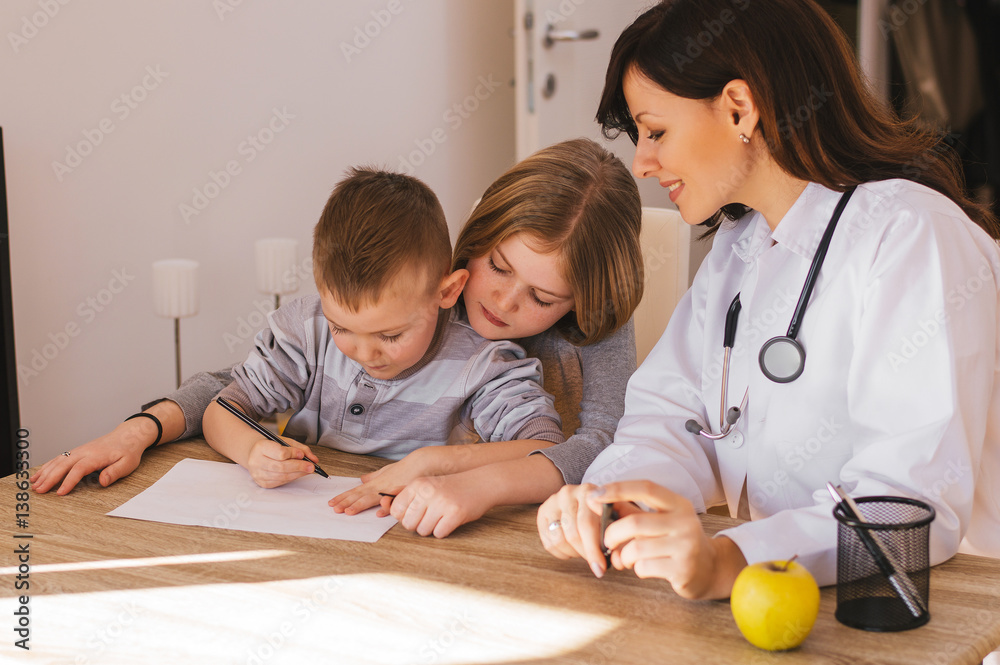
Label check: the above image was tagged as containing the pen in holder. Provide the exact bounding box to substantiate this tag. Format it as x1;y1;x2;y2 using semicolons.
831;489;934;632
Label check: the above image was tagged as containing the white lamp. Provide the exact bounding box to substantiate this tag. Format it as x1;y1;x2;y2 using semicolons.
255;238;299;310
152;259;199;388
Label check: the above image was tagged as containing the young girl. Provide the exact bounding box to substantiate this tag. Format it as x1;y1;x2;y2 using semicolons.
330;138;644;536
31;138;646;538
537;0;1000;611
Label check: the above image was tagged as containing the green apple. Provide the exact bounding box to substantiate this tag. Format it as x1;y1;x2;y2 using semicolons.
730;558;821;651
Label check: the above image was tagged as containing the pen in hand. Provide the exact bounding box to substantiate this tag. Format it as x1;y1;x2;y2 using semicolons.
215;397;330;479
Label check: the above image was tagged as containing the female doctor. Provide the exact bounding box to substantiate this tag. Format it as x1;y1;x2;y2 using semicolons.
538;0;1000;603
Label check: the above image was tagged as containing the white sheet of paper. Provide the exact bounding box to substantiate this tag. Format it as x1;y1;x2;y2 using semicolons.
107;458;397;543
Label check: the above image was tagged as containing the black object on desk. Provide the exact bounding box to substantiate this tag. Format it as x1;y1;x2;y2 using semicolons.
828;483;933;631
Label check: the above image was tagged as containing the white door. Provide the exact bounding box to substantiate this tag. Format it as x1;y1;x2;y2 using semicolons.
513;0;707;360
513;0;650;167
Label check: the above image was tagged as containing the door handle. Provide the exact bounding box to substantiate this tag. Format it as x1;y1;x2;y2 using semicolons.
543;24;599;48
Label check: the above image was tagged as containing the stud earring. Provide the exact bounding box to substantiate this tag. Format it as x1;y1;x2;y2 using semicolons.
739;133;750;144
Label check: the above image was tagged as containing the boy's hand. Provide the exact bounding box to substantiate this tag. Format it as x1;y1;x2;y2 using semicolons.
386;471;495;538
246;438;319;488
327;448;436;515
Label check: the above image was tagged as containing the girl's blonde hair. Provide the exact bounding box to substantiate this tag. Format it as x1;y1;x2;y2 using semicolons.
454;138;644;346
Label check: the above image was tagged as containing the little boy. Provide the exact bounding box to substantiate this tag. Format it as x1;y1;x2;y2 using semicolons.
203;168;563;492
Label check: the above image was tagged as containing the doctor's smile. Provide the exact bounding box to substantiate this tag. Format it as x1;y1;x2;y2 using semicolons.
664;179;684;203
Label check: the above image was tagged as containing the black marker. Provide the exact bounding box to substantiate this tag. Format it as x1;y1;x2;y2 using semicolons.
600;504;619;566
215;397;330;478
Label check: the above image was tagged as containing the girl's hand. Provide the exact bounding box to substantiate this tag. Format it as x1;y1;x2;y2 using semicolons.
30;426;148;495
328;447;436;515
386;471;497;538
245;438;319;488
588;481;747;600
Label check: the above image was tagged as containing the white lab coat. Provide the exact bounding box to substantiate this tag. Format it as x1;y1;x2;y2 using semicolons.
584;179;1000;586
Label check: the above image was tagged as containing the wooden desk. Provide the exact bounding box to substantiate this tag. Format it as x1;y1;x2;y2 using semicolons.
3;440;999;664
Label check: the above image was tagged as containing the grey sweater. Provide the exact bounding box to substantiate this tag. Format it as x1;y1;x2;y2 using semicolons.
216;296;562;459
151;314;635;483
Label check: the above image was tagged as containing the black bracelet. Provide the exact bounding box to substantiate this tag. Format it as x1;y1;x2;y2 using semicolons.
125;412;163;448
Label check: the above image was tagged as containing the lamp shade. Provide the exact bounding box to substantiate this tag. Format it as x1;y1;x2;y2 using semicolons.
152;259;199;318
255;238;299;295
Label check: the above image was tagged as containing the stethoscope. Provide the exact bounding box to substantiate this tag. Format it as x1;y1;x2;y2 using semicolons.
686;186;857;440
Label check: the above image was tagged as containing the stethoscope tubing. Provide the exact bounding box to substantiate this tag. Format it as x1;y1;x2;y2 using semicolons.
689;186;858;439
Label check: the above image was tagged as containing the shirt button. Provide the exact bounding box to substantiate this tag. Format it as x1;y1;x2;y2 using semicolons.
349;404;365;416
727;431;745;449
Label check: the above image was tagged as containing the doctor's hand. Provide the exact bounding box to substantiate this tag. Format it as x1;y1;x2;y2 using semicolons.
588;481;748;600
537;483;641;578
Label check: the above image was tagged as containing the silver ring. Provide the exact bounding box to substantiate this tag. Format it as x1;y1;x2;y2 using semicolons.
61;451;71;457
547;519;561;532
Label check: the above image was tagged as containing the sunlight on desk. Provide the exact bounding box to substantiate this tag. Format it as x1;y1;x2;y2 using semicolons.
0;549;293;576
16;572;620;664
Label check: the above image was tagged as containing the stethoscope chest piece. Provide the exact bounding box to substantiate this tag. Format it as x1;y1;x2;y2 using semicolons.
758;335;805;383
688;186;858;441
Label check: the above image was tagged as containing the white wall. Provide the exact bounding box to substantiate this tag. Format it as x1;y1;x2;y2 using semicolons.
0;0;515;462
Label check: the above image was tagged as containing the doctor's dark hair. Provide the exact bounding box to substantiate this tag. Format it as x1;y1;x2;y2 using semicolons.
312;167;451;309
597;0;1000;238
453;138;644;346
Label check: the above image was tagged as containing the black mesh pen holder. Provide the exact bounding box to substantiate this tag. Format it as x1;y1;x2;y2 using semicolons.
834;496;935;632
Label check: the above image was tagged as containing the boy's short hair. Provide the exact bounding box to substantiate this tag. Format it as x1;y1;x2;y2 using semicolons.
312;168;451;310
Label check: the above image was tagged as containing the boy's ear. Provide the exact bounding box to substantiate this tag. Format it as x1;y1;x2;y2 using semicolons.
438;268;469;308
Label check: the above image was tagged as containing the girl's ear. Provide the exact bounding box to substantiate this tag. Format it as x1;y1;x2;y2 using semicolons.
438;268;469;308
